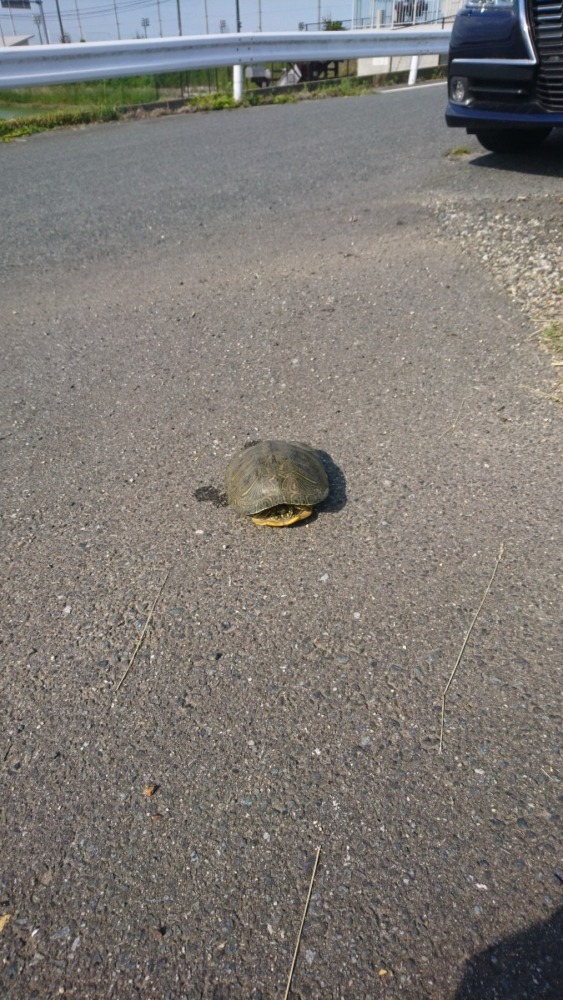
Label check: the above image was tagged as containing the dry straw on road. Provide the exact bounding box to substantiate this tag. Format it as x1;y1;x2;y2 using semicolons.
439;543;505;753
283;846;322;1000
115;568;171;694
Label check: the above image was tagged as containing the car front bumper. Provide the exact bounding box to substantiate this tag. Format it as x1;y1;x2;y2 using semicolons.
446;101;563;130
446;1;563;131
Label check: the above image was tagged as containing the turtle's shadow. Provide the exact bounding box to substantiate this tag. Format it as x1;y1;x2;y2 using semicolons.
318;450;347;515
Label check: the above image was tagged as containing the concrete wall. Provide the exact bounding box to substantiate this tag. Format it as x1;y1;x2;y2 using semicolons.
357;52;441;76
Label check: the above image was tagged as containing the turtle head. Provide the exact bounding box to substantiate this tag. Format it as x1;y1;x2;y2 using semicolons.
251;504;313;527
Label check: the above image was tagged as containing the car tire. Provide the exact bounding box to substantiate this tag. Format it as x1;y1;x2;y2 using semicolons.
474;127;552;154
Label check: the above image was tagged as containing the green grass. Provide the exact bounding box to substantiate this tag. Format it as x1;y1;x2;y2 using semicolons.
543;322;563;354
0;70;233;114
272;93;298;105
542;322;563;404
0;106;120;141
0;78;159;109
187;92;238;111
326;77;373;96
449;145;472;157
0;105;52;119
244;77;376;107
0;71;386;139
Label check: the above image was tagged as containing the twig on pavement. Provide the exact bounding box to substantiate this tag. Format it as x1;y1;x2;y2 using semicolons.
439;543;504;753
438;397;466;439
115;569;171;693
283;845;321;1000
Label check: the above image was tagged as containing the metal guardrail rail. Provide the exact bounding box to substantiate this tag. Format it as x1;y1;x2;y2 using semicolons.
0;30;451;90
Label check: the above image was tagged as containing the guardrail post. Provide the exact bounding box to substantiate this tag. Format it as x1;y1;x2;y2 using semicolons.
408;54;419;86
233;63;243;101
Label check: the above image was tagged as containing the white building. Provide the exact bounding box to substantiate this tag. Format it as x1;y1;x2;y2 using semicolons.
0;33;33;46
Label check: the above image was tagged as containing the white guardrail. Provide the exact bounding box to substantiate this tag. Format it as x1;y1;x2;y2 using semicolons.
0;30;451;94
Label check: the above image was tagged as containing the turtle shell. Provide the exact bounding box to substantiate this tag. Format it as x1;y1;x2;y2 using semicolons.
225;440;329;516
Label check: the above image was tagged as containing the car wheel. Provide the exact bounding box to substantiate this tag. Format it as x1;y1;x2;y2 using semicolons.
474;128;552;154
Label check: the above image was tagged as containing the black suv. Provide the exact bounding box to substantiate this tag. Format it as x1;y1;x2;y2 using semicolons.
445;0;563;152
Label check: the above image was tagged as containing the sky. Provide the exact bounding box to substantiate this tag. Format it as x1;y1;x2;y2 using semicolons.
1;1;364;45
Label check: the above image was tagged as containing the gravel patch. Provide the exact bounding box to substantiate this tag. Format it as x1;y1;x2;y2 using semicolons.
435;193;563;400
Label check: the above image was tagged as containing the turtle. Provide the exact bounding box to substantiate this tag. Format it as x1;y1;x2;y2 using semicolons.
225;440;329;527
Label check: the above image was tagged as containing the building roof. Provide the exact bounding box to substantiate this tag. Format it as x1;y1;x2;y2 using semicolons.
0;34;34;46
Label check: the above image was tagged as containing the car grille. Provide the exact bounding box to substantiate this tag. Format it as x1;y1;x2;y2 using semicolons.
529;0;563;110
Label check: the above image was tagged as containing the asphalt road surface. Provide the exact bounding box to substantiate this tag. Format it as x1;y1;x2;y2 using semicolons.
1;85;562;1000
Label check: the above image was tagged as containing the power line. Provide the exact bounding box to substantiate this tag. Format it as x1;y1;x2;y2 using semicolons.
39;0;175;23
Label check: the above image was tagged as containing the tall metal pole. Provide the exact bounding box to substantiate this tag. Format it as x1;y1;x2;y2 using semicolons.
203;0;209;34
53;0;66;41
112;0;121;39
317;1;321;29
32;0;50;42
156;0;162;36
176;0;182;35
74;0;84;39
235;0;241;33
33;12;43;41
257;0;262;31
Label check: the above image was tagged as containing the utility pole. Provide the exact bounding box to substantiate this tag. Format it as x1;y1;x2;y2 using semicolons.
112;0;120;39
2;0;51;38
74;0;84;40
141;15;149;36
176;0;182;35
31;0;50;42
156;0;162;36
53;0;66;41
33;11;42;40
257;0;262;31
235;0;241;32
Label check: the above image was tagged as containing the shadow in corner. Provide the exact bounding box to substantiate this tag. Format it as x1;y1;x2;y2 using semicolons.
456;905;563;1000
470;129;563;179
317;450;347;515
